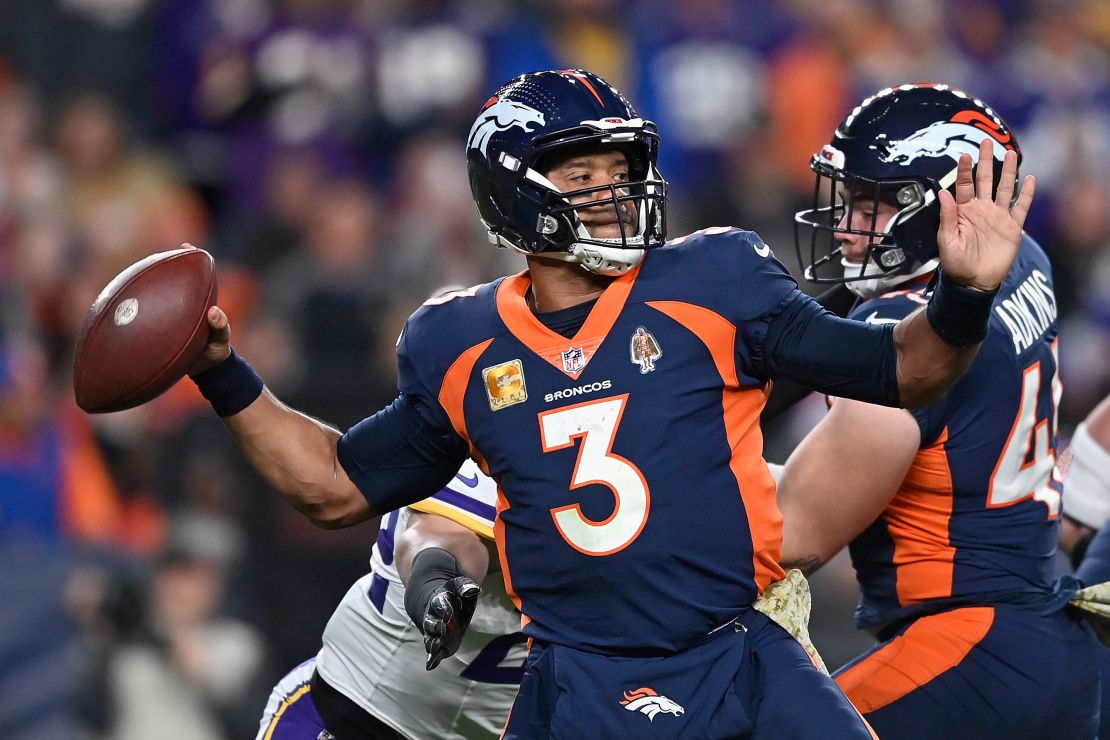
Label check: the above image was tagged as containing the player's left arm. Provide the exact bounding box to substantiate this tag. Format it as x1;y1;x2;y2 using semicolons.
397;511;497;584
890;139;1034;407
777;398;920;575
761;140;1034;409
397;512;498;670
1059;395;1110;563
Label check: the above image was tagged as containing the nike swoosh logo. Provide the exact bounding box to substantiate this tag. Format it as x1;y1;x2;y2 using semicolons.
754;242;771;257
865;312;902;325
454;473;480;488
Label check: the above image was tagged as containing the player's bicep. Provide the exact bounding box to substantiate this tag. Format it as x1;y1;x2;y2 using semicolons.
778;398;920;572
761;285;860;422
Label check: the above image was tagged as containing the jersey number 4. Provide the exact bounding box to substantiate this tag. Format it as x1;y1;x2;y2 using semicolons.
538;395;651;556
987;342;1062;516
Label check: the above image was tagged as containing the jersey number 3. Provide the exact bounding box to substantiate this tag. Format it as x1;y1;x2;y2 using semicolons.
987;343;1062;516
539;395;651;556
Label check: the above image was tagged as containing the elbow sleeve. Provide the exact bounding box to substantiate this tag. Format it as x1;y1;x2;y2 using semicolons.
763;293;900;407
338;394;469;514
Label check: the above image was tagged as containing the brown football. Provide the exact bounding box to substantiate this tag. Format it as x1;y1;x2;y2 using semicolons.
73;247;217;413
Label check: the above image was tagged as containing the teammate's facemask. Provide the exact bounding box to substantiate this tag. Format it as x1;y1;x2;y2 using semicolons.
467;69;668;276
794;84;1020;299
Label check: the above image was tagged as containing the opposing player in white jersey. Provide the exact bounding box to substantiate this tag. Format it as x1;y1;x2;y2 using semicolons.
256;459;527;739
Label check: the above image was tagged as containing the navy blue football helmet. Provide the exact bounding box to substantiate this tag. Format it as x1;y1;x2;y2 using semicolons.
467;69;667;275
795;84;1020;298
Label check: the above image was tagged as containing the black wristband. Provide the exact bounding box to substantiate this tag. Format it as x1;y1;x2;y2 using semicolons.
925;270;999;348
404;547;462;632
190;349;264;417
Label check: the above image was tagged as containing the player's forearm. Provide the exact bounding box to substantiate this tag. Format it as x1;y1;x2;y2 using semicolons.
779;523;832;575
1059;395;1110;539
778;484;841;575
222;389;374;528
776;431;848;575
893;271;998;408
892;308;978;408
777;400;919;574
397;514;491;584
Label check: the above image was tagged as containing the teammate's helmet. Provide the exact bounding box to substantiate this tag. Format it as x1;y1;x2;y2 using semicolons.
467;69;667;276
794;84;1020;298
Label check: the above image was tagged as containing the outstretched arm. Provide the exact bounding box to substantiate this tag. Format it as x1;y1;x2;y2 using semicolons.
890;138;1035;407
188;305;373;528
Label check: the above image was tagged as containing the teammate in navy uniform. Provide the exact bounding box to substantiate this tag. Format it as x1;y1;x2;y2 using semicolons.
1062;395;1110;739
778;85;1100;739
186;70;1034;738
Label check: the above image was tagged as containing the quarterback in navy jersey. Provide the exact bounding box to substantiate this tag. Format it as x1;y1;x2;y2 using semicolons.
186;70;1034;738
778;84;1099;739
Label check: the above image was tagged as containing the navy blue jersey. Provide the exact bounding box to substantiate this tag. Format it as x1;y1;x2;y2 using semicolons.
848;234;1062;630
1076;524;1110;740
1076;525;1110;587
391;227;796;653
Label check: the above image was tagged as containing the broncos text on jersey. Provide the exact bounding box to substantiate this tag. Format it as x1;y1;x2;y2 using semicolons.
392;227;799;653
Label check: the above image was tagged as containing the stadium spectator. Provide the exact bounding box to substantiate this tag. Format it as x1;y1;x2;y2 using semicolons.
72;521;270;740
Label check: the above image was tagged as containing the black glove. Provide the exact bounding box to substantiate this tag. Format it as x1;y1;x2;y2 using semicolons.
404;548;482;671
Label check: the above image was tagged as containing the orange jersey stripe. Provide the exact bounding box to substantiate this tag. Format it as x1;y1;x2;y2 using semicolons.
493;479;526;620
885;427;957;605
437;338;494;455
496;264;640;378
836;606;995;713
437;341;518;615
647;300;784;593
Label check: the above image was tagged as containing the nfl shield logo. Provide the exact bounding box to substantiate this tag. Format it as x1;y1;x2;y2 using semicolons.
562;347;585;375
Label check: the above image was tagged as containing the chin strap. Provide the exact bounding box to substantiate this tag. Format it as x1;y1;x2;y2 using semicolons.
845;257;940;299
525;242;645;276
568;242;644;276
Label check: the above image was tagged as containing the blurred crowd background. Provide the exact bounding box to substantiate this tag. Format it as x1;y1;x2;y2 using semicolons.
0;0;1107;737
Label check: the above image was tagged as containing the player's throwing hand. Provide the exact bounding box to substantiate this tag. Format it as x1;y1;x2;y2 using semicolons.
936;138;1036;292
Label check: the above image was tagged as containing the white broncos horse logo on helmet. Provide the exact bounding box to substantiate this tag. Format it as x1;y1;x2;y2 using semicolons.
619;687;685;722
878;119;1008;167
468;98;546;157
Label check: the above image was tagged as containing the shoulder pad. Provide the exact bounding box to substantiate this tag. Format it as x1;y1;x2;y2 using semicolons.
849;289;928;324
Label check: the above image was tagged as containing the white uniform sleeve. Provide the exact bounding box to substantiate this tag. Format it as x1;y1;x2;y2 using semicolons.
1063;422;1110;531
408;459;498;540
